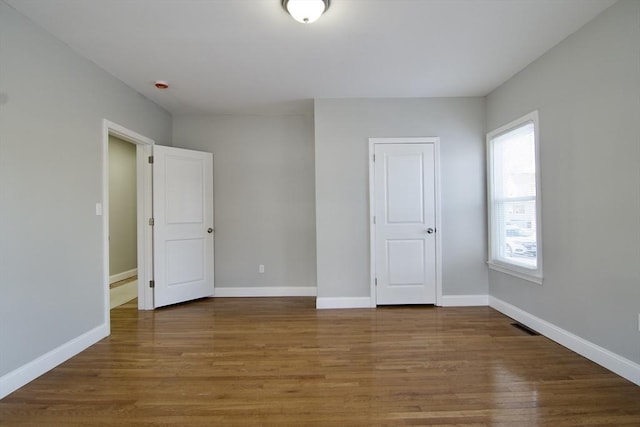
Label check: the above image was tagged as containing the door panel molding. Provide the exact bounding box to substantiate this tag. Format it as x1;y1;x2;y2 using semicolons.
368;137;442;307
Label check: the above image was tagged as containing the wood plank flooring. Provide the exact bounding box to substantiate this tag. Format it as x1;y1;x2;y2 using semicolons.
1;298;639;426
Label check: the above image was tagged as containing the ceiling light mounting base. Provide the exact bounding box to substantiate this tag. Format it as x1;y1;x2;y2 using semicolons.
154;80;169;89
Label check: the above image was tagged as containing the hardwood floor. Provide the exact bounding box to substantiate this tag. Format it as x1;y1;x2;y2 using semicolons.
1;298;638;426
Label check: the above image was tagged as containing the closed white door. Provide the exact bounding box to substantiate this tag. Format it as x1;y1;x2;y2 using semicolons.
153;145;214;308
374;143;436;305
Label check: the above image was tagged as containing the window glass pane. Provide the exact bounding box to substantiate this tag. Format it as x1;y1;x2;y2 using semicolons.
490;120;538;270
492;122;536;199
495;200;537;268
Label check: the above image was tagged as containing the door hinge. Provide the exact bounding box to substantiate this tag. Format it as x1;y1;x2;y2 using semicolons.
375;278;378;286
373;154;376;162
148;155;154;164
148;218;154;226
149;280;155;288
373;216;376;224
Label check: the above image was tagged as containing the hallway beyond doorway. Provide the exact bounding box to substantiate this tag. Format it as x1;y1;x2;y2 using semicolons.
109;277;137;309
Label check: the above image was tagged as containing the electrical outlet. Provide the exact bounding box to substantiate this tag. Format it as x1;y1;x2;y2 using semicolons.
259;264;265;274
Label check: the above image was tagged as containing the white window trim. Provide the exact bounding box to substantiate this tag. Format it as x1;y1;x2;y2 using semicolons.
486;111;543;284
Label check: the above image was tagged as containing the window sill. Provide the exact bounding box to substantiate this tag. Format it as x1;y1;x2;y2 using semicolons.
487;261;543;285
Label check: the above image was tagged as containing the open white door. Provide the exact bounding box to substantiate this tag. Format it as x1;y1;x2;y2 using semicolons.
153;145;214;308
373;142;437;305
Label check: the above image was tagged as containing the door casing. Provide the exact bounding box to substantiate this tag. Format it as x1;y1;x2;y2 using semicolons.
368;137;443;307
102;120;155;331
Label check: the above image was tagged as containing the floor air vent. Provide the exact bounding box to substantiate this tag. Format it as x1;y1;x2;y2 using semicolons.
511;322;540;336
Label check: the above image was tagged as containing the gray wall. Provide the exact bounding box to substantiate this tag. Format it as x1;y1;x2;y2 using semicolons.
0;2;171;377
172;115;316;290
486;0;640;364
108;136;137;277
314;98;487;299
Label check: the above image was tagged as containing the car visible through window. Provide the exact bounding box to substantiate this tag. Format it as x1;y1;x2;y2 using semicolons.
505;225;536;257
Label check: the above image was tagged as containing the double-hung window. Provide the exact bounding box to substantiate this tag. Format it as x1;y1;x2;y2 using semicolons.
487;111;542;283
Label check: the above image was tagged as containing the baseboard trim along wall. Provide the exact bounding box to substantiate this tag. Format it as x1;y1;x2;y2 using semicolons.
440;294;489;307
0;323;109;399
316;297;373;309
214;286;317;297
490;296;640;386
109;268;137;285
316;295;490;310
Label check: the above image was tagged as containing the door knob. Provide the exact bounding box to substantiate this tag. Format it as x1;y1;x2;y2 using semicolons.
426;228;435;234
207;228;214;234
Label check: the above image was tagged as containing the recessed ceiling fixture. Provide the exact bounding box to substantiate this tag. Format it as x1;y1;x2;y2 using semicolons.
282;0;330;24
154;80;169;89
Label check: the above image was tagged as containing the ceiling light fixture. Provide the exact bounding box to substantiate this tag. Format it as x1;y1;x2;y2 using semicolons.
282;0;330;24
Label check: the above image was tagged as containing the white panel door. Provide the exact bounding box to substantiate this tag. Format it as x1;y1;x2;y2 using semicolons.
153;145;214;308
374;143;436;305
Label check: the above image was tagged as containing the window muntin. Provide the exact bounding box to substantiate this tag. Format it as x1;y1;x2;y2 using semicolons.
487;112;542;282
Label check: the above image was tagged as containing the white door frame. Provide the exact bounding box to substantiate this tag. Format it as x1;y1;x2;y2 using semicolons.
368;137;443;307
102;120;155;330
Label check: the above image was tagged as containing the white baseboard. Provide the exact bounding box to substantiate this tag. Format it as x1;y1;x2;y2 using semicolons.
316;295;489;309
441;294;489;307
214;286;317;297
316;297;372;309
109;268;137;284
490;296;640;386
0;323;109;399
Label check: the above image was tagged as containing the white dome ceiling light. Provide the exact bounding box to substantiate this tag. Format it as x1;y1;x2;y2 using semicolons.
282;0;330;24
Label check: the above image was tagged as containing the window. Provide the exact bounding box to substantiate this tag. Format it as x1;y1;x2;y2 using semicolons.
487;111;542;283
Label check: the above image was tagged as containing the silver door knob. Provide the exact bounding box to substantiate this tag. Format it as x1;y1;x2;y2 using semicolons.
207;228;214;234
426;228;434;234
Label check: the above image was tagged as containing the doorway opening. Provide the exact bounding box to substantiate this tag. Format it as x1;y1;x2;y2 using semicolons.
102;120;155;332
108;135;138;309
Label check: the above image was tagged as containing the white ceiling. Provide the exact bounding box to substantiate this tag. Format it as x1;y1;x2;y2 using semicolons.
6;0;616;115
